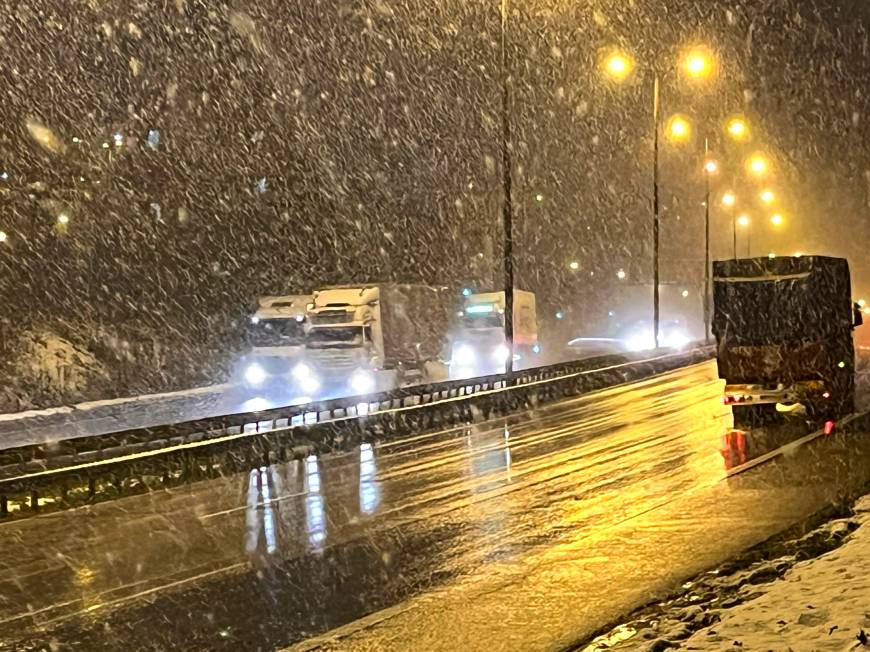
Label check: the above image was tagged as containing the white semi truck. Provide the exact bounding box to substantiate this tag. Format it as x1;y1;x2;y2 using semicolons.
295;284;453;397
238;295;313;392
450;289;540;378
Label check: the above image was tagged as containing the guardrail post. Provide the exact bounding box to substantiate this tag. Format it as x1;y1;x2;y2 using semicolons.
0;495;7;517
30;490;39;512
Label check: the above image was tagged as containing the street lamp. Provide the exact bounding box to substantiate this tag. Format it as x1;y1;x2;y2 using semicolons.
667;114;692;142
602;45;716;348
569;260;579;270
0;230;6;243
770;213;784;226
760;189;775;204
499;0;515;374
682;46;715;79
747;153;770;177
702;145;718;343
726;117;749;141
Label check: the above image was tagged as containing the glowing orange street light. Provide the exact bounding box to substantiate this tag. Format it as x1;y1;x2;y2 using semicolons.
602;51;635;82
747;153;770;177
726;117;748;140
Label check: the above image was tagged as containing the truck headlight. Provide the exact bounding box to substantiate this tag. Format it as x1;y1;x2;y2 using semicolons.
452;344;476;367
244;363;267;387
292;362;312;381
350;370;375;394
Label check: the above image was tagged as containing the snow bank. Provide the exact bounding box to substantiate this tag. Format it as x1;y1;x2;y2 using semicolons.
684;496;870;651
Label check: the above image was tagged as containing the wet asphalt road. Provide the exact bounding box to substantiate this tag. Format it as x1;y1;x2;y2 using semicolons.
2;361;870;651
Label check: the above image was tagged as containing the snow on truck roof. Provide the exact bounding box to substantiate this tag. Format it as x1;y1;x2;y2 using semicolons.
255;295;311;318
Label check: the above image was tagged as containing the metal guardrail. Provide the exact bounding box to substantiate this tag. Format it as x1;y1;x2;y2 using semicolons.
0;347;713;517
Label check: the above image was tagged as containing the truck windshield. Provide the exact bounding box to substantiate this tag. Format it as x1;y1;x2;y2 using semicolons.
249;318;305;347
307;326;365;347
461;313;503;329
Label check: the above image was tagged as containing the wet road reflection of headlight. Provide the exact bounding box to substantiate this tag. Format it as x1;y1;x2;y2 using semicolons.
350;370;375;394
244;363;267;386
452;344;476;366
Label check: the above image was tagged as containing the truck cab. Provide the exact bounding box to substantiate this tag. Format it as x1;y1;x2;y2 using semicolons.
238;295;312;392
450;289;540;378
301;284;452;398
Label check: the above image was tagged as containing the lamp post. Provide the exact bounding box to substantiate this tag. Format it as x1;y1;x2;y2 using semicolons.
603;46;714;348
702;143;717;343
500;0;515;374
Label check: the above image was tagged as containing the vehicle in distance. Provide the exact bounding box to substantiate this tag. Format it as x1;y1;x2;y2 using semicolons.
238;295;312;391
713;255;862;419
299;284;453;397
450;289;540;378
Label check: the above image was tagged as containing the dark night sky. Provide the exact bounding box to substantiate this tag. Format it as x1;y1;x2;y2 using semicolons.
1;0;870;380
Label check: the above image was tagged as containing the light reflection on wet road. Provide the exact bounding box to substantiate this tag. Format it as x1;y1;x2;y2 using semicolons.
2;361;869;651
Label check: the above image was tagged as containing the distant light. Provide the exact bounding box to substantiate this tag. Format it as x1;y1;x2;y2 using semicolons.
794;251;803;257
101;142;110;149
113;132;124;146
760;189;775;204
863;307;870;316
250;315;260;324
683;47;715;79
858;299;866;307
681;289;689;298
555;310;564;320
616;268;626;280
72;136;81;143
726;117;748;140
704;159;718;174
770;213;784;226
532;343;541;354
57;213;70;225
747;153;770;176
838;361;846;368
0;231;7;243
462;287;472;297
768;252;776;259
0;171;8;181
295;314;305;323
608;310;615;317
535;193;544;202
667;115;691;141
603;51;635;82
466;304;494;314
824;420;835;435
147;129;161;149
737;214;750;227
722;192;736;207
569;261;579;270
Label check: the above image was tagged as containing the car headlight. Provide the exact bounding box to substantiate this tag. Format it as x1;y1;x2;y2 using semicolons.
244;363;267;386
492;344;510;364
292;362;312;380
350;370;376;394
625;331;654;352
664;330;690;350
452;344;476;367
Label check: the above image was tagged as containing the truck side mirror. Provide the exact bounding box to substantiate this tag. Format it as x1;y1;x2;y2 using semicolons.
854;303;864;328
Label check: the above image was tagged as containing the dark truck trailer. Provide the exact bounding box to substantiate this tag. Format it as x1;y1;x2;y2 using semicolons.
712;255;861;418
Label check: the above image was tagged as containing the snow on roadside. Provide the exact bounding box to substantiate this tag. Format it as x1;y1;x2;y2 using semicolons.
682;495;870;651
